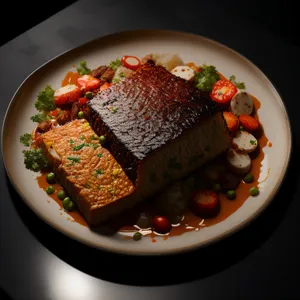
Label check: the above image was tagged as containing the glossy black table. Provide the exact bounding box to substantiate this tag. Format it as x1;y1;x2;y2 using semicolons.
1;1;300;299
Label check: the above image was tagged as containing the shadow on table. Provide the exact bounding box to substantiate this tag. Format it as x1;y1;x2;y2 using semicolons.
6;139;298;286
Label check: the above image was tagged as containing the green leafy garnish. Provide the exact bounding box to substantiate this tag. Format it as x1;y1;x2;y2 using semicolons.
69;139;74;144
194;65;220;92
73;143;89;151
67;156;80;163
229;75;246;89
76;60;91;76
20;133;32;147
80;135;85;141
109;58;121;71
22;148;48;171
119;72;125;78
112;78;120;83
90;135;98;141
250;140;256;145
111;107;118;113
97;153;103;158
34;86;56;112
91;143;99;150
30;113;50;123
96;169;104;175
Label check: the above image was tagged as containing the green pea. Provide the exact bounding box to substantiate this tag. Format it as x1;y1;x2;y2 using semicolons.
62;197;75;211
46;186;55;195
57;190;67;200
78;111;84;119
213;183;222;192
226;190;236;200
133;232;142;241
46;172;55;184
85;91;93;99
99;135;106;145
249;187;259;196
243;173;254;183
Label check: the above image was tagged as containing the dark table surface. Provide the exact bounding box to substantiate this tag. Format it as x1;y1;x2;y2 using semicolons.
1;1;300;299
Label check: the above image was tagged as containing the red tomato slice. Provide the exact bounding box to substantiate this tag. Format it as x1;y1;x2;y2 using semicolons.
121;55;141;71
78;97;88;105
210;80;238;104
191;190;220;218
54;84;82;106
77;75;101;92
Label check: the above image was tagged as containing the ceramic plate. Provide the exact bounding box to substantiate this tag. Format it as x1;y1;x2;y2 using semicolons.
1;30;292;255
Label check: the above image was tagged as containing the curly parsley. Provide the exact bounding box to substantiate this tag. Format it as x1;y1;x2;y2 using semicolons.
22;148;48;171
194;65;220;92
76;60;91;76
229;75;246;89
109;58;121;71
20;133;32;147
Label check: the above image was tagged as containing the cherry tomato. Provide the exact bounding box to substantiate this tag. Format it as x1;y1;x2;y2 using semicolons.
152;216;171;234
121;55;141;71
77;75;101;92
54;84;82;106
210;79;238;104
191;190;220;218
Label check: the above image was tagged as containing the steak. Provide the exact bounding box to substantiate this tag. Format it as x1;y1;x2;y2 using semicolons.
88;62;231;200
41;119;136;225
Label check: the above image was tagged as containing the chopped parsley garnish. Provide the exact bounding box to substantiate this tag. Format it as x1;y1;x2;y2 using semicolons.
91;143;99;150
76;60;91;76
73;143;89;151
30;113;50;123
111;107;118;113
34;86;56;112
250;140;256;145
96;169;104;175
80;135;85;141
97;153;103;158
108;187;115;194
112;78;120;83
229;75;246;89
20;133;32;147
119;72;125;78
67;156;80;163
109;58;121;71
69;139;74;144
83;182;91;189
90;135;98;141
194;65;220;92
22;148;48;171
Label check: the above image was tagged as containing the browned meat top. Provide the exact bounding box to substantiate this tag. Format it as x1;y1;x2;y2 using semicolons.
89;62;219;160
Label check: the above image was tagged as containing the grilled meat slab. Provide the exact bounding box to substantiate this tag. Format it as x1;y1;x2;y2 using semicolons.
88;62;231;200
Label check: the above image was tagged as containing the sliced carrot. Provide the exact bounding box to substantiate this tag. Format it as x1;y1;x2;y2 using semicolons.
239;114;259;132
223;111;239;134
186;62;201;72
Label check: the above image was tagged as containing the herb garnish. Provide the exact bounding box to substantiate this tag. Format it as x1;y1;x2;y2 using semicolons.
20;133;32;147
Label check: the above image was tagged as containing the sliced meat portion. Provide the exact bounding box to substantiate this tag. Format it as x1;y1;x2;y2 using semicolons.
41;119;135;226
100;67;115;82
88;62;231;200
90;66;109;78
